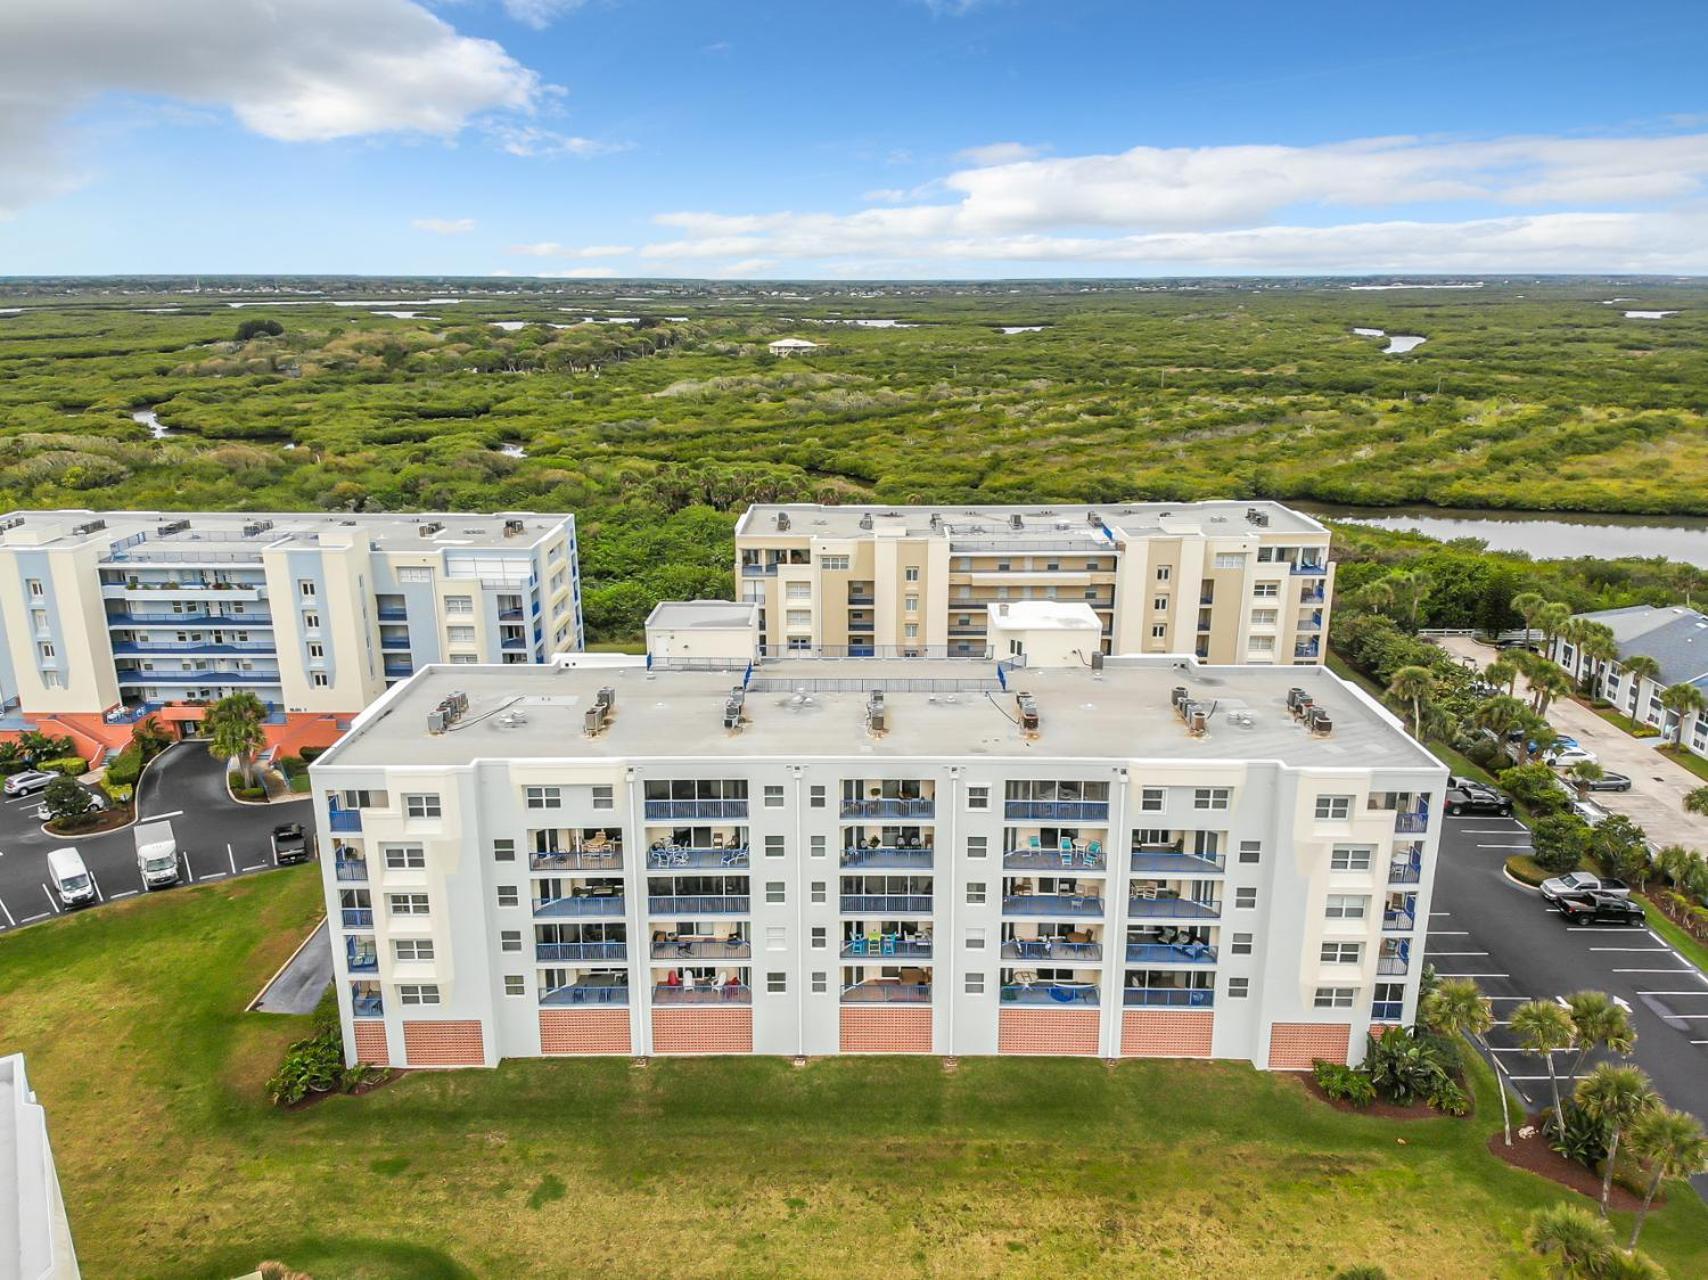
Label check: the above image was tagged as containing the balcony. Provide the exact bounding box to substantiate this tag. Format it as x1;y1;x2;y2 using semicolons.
333;856;368;882
1388;854;1423;884
646;846;747;870
841;846;934;870
1294;639;1321;660
652;937;751;959
532;848;625;872
345;944;378;973
1002;892;1103;917
103;581;264;602
110;640;275;656
847;592;875;605
498;607;525;622
340;907;373;928
1300;583;1326;604
1373;1000;1404;1021
532;894;626;919
1004;800;1109;822
740;563;780;577
535;941;627;962
1383;908;1416;933
840;893;934;914
1000;939;1102;962
842;935;932;959
376;606;408;622
351;992;384;1018
116;669;281;686
1394;811;1429;834
847;619;875;633
383;662;414;679
1001;984;1099;1006
1123;988;1214;1008
329;810;362;833
1129;846;1225;875
1125;942;1217;965
653;984;752;1005
841;982;932;1004
644;799;749;821
1377;955;1409;975
379;635;411;652
105;610;273;627
499;636;527;652
840;798;935;820
1290;562;1329;577
541;984;630;1007
648;894;751;915
1297;613;1324;633
1126;895;1221;920
1004;844;1106;872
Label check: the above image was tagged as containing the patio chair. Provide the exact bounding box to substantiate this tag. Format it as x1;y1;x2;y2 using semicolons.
881;935;896;956
1084;841;1102;868
712;832;725;848
1027;835;1043;854
848;936;867;955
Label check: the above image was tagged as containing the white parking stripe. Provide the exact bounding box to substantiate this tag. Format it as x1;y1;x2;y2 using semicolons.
109;890;138;900
90;871;104;903
243;862;268;872
1614;968;1697;974
1430;911;1452;917
227;843;236;875
1667;1014;1708;1020
143;809;184;822
1590;947;1672;952
1437;972;1512;979
40;884;59;914
1464;827;1526;833
1637;991;1708;996
1428;951;1490;956
1478;843;1533;849
200;871;227;881
18;912;48;924
1430;930;1471;936
0;895;13;927
1484;995;1535;1001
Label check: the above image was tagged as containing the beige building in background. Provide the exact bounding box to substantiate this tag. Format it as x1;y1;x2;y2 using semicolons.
734;501;1333;664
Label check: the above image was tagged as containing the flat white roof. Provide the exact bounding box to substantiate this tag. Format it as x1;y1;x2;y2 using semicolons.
988;601;1100;631
0;509;572;555
735;499;1326;541
645;600;759;631
317;656;1440;773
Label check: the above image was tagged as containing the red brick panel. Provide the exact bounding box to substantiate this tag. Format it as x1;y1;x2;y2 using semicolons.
540;1008;632;1055
1267;1021;1351;1070
352;1020;389;1066
997;1007;1099;1055
652;1007;753;1055
402;1019;486;1067
839;1006;933;1053
1368;1023;1400;1040
1120;1010;1213;1058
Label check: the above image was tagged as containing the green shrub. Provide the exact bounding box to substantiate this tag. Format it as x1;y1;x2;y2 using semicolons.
1498;763;1568;814
39;755;87;776
104;746;144;788
1546;1099;1610;1169
298;745;327;762
1314;1059;1376;1106
277;753;305;778
1505;854;1551;886
43;775;97;826
1530;813;1593;875
1363;1027;1450;1105
1427;1078;1471;1116
266;1030;344;1105
100;779;133;804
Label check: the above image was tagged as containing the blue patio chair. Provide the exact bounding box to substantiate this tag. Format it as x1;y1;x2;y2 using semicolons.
1048;985;1075;1004
1027;835;1042;853
882;936;896;956
1085;840;1102;867
848;936;866;955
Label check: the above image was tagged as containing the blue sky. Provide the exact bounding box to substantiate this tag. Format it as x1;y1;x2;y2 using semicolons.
2;0;1707;276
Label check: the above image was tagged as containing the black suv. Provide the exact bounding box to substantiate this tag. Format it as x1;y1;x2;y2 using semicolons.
272;822;312;865
1558;892;1645;927
1444;778;1514;817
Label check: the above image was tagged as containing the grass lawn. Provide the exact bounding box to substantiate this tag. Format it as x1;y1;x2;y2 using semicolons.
3;869;1706;1280
1638;892;1708;976
1658;743;1708;784
1578;698;1664;741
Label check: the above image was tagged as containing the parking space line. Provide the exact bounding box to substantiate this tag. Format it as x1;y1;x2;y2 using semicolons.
1636;991;1708;996
144;809;184;822
1484;994;1535;1000
1438;972;1511;978
1477;842;1533;849
200;871;227;881
1667;1014;1708;1020
1463;827;1526;833
18;912;48;924
181;849;195;883
1614;968;1697;974
110;889;138;901
1430;911;1452;917
40;884;59;914
90;871;104;903
1430;929;1471;935
1590;946;1672;952
1428;951;1490;956
227;843;236;876
0;895;13;927
242;862;268;872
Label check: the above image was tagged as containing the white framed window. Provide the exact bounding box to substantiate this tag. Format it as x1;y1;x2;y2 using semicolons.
445;594;474;614
447;625;476;644
404;794;441;819
591;785;614;811
966;881;986;905
496;885;519;908
394;938;435;961
966;835;988;859
1315;796;1352;821
1325;894;1368;920
399;566;433;584
1250;609;1278;627
811;971;828;994
786;581;811;601
905;566;920;582
765;925;787;951
786;609;811;628
967;785;990;811
525;786;562;810
1213;553;1245;569
388;893;429;915
1150;623;1167;640
904;622;919;639
26;579;43;598
493;838;516;862
1234;887;1257;910
810;834;826;858
1193;787;1230;811
504;975;525;997
302;611;320;630
1238;841;1262;864
764;785;785;809
1314;987;1356;1009
1247;635;1275;653
1330;845;1373;872
1153;595;1169;611
311;672;330;688
1252;581;1279;598
765;881;785;904
765;835;785;859
37;642;54;660
1321;942;1362;965
809;784;826;809
398;983;440;1006
307;642;324;659
766;972;787;994
1230;932;1253;955
810;880;826;904
965;972;986;995
1155;565;1172;582
1140;787;1165;811
499;930;521;952
298;579;316;598
820;554;850;571
1228;977;1250;998
904;593;919;614
965;927;985;950
383;844;425;870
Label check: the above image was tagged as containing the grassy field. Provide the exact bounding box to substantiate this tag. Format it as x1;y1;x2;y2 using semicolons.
1659;744;1708;784
2;868;1705;1279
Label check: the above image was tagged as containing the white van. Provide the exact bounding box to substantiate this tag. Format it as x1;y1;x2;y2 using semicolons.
46;846;96;908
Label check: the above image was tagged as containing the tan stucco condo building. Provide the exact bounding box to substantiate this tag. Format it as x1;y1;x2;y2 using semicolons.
732;500;1333;664
0;510;580;759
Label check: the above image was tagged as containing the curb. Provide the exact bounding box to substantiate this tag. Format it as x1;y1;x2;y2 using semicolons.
1500;866;1544;892
32;738;188;840
247;914;330;1013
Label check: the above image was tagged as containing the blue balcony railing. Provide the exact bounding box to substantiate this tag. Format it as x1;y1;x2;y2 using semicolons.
1383;909;1416;933
1129;848;1225;875
345;946;378;973
106;610;273;626
1004;847;1107;871
1002;984;1099;1006
533;895;626;919
1395;812;1429;833
1002;893;1103;917
645;847;744;870
1294;640;1322;660
740;563;779;577
1001;939;1103;961
840;798;935;820
535;941;627;962
1372;1000;1404;1021
1123;988;1214;1008
644;799;749;821
652;938;751;959
540;984;630;1007
340;908;373;928
648;894;750;915
840;846;935;870
1388;855;1423;884
841;982;932;1004
376;607;408;621
842;937;933;959
1290;562;1329;576
334;858;368;882
840;894;934;914
116;669;281;685
351;992;384;1017
1126;896;1221;919
1004;800;1109;822
1125;942;1217;964
329;810;363;833
534;849;625;872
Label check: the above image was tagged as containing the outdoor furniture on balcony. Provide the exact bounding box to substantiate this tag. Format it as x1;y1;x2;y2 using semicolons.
840;845;935;870
532;847;625;872
535;941;628;962
350;991;384;1018
1001;892;1103;917
840;981;932;1004
842;933;933;959
1394;811;1429;833
1124;942;1217;964
1388;854;1423;884
540;983;630;1007
1383;909;1416;932
839;797;935;820
839;893;934;914
1294;639;1321;659
648;844;748;870
1290;562;1328;576
648;894;751;915
532;892;627;918
1003;840;1104;871
345;942;378;972
653;983;751;1005
1122;988;1215;1008
333;856;368;881
651;934;751;959
1000;983;1099;1005
1000;938;1102;961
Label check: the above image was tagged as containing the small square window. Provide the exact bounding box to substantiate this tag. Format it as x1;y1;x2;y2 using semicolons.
1315;795;1352;821
966;835;988;859
765;881;785;905
810;881;826;904
1321;942;1362;965
810;835;826;858
763;785;786;809
965;928;985;950
965;972;985;995
966;786;990;811
1230;932;1253;956
1227;977;1250;998
809;785;826;809
500;929;522;952
810;926;827;949
493;838;516;862
765;834;786;858
1234;887;1257;910
1139;787;1165;811
395;938;434;961
966;881;986;905
1193;787;1231;811
384;844;425;869
1314;986;1356;1009
766;972;787;994
1330;845;1373;872
399;983;439;1006
591;785;614;811
811;971;828;994
1238;841;1261;864
404;793;442;819
497;885;519;908
504;975;525;997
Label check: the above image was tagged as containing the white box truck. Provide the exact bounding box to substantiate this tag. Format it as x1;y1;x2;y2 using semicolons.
134;819;180;889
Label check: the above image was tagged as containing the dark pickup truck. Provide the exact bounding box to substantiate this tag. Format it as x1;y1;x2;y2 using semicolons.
1557;892;1645;928
271;822;313;865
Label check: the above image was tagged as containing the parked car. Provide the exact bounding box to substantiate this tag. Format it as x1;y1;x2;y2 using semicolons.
1581;771;1632;792
272;821;312;865
1570;797;1610;828
1557;892;1645;927
4;769;56;797
1546;745;1599;768
32;786;109;822
1445;779;1514;817
1540;871;1629;903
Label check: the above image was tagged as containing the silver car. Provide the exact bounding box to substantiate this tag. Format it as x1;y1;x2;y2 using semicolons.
4;770;56;797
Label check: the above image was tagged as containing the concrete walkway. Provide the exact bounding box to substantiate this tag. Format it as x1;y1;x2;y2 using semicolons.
1438;634;1708;852
252;919;332;1015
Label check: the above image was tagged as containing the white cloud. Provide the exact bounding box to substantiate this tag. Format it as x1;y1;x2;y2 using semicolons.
632;130;1708;273
507;241;633;258
486;124;627;158
502;0;589;29
413;217;477;234
955;141;1046;166
0;0;554;217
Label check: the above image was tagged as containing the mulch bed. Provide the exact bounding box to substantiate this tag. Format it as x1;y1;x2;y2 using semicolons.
46;803;136;837
284;1070;404;1112
1486;1121;1650;1211
1293;1071;1444;1120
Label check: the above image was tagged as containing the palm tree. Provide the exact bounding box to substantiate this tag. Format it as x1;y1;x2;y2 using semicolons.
1525;1203;1616;1279
1574;1064;1657;1217
1626;1105;1708;1250
1484;654;1522;698
1619;654;1662;715
1473;693;1527;741
1511;999;1576;1132
1389;569;1430;631
1658;681;1706;749
1511;590;1548;645
1557;617;1589;676
205;691;268;788
1422;977;1510;1145
1387;665;1436;736
1563;990;1637;1081
1578;624;1619;692
1569;761;1605;792
1513;709;1561;766
1538;601;1574;652
1529;661;1574;715
1356;578;1395;616
1685;786;1708;818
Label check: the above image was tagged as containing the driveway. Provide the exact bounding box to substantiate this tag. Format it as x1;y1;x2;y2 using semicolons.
1435;634;1708;852
0;740;311;934
1431;812;1708;1194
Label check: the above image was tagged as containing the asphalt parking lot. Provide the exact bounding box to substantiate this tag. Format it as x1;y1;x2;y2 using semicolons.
1431;811;1708;1192
0;740;313;934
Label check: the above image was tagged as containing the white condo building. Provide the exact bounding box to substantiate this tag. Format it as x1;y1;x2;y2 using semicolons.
734;500;1333;664
311;609;1443;1070
0;509;581;758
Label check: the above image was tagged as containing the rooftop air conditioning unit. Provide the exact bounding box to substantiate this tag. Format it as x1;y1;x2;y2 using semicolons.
157;519;190;536
1009;513;1024;530
419;521;444;537
858;512;874;530
1090;651;1105;671
723;686;746;730
776;512;791;531
503;518;526;537
1171;685;1190;713
73;519;108;536
1305;706;1334;735
584;701;611;735
426;709;448;734
866;689;887;734
1015;691;1040;733
1186;704;1210;736
1286;686;1311;713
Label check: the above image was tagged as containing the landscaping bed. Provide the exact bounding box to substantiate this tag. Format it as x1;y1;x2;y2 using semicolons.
1503;855;1549;887
1296;1071;1442;1120
1486;1125;1646;1213
44;804;136;838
